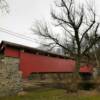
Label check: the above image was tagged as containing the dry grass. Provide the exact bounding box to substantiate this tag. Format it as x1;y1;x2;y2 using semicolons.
1;88;100;100
1;79;100;100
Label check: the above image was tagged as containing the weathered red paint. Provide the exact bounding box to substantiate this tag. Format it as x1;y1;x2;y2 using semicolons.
80;65;93;73
20;52;75;78
4;47;20;58
0;41;93;79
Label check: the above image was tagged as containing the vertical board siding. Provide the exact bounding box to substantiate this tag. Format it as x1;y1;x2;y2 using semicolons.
4;47;20;58
20;52;75;78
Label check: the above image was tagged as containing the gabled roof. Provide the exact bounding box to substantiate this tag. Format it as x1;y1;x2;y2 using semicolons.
0;40;72;59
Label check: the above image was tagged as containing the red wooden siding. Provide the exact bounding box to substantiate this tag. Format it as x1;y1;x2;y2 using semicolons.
20;52;75;78
80;65;93;73
4;47;20;58
2;45;93;79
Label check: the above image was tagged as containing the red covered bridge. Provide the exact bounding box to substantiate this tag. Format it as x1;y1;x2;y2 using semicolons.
0;41;93;79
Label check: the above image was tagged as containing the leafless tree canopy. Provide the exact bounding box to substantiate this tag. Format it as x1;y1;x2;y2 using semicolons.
33;0;100;63
0;0;9;13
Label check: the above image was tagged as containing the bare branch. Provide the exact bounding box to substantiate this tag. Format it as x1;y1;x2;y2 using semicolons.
0;0;9;13
82;36;100;55
80;20;95;43
82;23;100;55
51;11;72;28
77;6;84;28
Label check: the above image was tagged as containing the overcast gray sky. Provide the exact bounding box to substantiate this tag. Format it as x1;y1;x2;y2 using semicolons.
0;0;100;47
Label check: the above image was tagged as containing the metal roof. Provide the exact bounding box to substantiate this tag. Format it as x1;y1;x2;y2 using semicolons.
0;40;73;59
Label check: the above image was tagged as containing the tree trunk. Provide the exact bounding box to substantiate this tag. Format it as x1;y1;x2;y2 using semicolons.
73;55;81;91
75;55;81;78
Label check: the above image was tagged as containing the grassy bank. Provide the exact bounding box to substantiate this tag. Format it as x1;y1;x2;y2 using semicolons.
0;88;100;100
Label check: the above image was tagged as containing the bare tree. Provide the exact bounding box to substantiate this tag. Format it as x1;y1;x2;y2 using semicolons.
32;0;100;77
0;0;9;13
